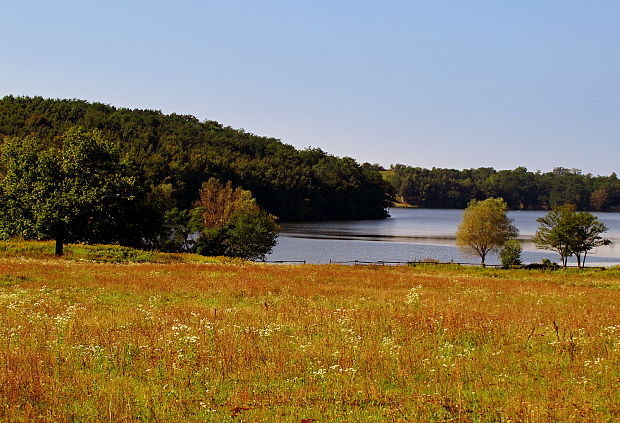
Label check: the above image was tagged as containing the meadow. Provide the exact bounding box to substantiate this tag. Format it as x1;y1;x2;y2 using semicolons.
0;243;619;422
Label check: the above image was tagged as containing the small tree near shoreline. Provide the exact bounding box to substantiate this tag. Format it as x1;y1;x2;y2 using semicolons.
456;198;518;266
500;239;522;268
533;204;611;268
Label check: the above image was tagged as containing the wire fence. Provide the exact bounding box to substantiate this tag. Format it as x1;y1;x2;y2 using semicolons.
257;259;307;264
328;260;510;268
255;259;607;270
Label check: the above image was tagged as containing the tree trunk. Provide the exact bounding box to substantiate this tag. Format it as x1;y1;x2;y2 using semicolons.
55;224;64;256
55;236;63;256
576;253;581;269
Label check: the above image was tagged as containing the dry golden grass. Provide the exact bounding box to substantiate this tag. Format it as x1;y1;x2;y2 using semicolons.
0;254;619;422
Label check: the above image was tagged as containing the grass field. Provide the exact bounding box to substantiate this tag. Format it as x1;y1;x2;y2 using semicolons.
0;243;619;422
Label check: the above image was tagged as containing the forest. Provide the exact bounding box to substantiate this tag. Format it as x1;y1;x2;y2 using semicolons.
385;164;620;211
1;96;618;255
0;96;390;222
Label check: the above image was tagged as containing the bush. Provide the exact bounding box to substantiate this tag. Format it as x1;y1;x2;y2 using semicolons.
500;240;522;268
196;209;278;260
524;258;560;270
193;179;279;260
541;258;560;269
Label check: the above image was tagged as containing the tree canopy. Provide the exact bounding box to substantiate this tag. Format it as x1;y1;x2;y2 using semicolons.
0;96;390;222
571;212;611;267
456;198;518;265
533;204;611;267
0;127;144;255
193;178;278;260
385;164;620;211
499;239;522;268
0;128;278;259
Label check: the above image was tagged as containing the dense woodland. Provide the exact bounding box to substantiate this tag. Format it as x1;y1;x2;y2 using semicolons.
0;96;390;222
1;95;618;235
386;164;620;211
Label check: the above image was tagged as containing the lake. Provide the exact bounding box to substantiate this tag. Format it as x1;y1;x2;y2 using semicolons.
266;208;620;266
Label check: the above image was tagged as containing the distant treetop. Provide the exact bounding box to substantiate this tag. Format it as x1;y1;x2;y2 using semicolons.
385;164;620;211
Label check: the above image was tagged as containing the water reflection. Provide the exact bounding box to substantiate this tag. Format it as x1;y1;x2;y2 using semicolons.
268;208;620;265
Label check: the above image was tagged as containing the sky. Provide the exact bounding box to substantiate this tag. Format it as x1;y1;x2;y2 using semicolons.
2;1;619;175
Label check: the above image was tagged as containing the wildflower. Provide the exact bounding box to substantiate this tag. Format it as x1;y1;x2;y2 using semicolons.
405;285;422;306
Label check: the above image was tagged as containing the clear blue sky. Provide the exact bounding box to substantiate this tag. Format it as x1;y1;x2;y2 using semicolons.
3;1;619;175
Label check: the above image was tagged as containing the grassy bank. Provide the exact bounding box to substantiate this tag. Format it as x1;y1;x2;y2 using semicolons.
0;245;618;421
0;240;241;264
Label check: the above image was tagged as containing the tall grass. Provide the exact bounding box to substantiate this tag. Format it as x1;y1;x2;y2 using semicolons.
0;252;618;421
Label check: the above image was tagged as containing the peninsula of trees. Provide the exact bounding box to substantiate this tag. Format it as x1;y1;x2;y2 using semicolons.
385;164;620;211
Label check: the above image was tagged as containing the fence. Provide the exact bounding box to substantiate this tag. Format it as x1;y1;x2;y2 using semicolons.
328;259;500;267
255;259;607;270
257;259;306;264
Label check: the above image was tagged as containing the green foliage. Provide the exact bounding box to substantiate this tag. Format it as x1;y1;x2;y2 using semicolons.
572;212;611;267
193;179;279;260
499;240;522;268
0;127;146;255
456;198;518;265
0;240;238;263
533;204;611;267
541;258;560;269
533;204;577;267
0;96;389;221
196;209;279;260
145;208;200;253
387;164;620;211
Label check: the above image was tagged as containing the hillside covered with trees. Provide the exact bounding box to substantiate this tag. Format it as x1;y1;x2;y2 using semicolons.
385;164;620;211
0;96;390;222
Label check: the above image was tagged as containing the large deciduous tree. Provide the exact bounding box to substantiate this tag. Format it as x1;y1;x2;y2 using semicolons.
0;127;143;255
456;198;518;265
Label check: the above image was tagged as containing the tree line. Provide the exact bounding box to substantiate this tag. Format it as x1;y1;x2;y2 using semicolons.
0;96;390;222
0;128;278;258
1;96;617;261
386;164;620;211
0;96;394;258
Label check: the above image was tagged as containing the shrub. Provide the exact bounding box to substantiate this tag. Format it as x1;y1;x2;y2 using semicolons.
500;240;522;268
196;209;278;260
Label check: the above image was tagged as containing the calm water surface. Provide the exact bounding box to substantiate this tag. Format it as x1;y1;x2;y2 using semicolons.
267;208;620;266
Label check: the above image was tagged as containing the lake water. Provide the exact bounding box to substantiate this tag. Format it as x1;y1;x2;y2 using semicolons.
266;208;620;266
